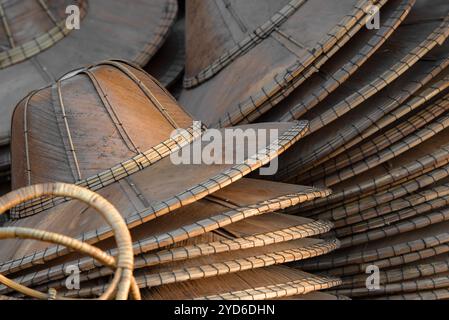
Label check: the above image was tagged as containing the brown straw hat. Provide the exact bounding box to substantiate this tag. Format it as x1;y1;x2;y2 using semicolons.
0;0;178;147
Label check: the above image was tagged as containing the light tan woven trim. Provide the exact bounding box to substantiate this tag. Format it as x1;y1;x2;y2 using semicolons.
195;275;342;300
276;0;415;123
319;162;449;223
330;183;449;230
335;243;449;278
299;140;449;215
338;197;449;247
63;220;335;289
377;288;449;300
340;260;449;290
281;59;449;183
301;233;449;273
10;125;200;218
303;92;449;184
62;240;339;298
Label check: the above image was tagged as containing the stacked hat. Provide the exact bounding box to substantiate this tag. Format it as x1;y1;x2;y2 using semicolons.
0;61;341;300
177;0;449;299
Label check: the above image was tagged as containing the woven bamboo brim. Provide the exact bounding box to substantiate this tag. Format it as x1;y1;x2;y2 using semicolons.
179;0;375;128
304;135;448;220
18;212;335;295
0;180;331;290
10;60;194;189
311;165;449;229
338;258;449;290
0;0;178;145
290;139;449;216
282;292;350;300
146;19;185;89
300;222;449;274
330;275;449;298
300;105;448;192
140;266;341;300
303;99;449;189
327;255;449;298
334;196;449;251
331;182;449;233
0;181;336;300
275;6;449;182
0;123;312;273
0;0;87;68
254;0;414;123
38;214;338;299
61;238;339;299
288;118;449;221
377;288;449;300
2;219;335;297
300;242;449;280
299;87;449;185
318;172;449;233
277;52;449;183
183;0;370;88
322;242;449;279
10;119;307;221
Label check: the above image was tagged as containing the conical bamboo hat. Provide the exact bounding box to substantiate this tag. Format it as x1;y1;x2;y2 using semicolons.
0;0;178;146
